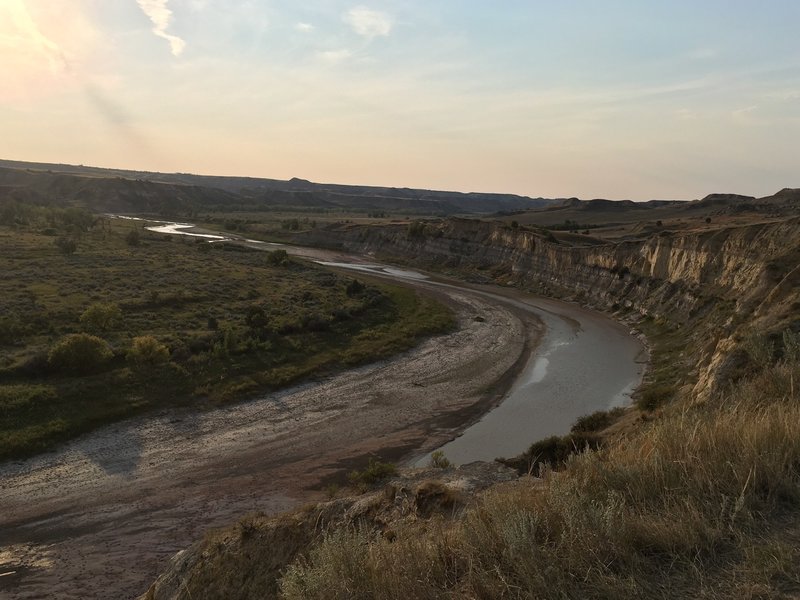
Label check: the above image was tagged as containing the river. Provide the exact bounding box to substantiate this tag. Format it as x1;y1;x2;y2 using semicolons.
134;219;646;464
0;218;646;599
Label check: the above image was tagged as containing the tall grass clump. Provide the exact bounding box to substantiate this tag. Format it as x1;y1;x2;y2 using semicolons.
281;354;800;599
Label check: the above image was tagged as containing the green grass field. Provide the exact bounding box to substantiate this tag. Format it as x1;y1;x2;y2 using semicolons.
0;215;454;460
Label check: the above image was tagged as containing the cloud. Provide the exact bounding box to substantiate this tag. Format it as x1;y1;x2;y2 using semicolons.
318;49;352;64
685;47;719;61
296;22;314;33
344;6;392;39
136;0;185;56
732;105;758;120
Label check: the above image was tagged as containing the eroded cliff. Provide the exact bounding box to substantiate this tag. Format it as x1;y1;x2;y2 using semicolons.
301;216;800;397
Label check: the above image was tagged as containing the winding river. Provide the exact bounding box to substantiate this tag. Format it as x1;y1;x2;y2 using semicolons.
140;219;646;464
0;218;646;598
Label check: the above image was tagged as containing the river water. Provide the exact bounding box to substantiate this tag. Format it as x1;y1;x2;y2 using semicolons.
132;218;646;465
422;288;645;464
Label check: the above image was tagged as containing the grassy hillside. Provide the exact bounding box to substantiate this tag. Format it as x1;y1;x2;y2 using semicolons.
0;209;454;460
280;347;800;599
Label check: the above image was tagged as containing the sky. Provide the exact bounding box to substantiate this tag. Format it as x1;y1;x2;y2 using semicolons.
1;1;799;200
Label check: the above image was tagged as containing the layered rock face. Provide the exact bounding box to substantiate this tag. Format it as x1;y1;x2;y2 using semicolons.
302;217;800;397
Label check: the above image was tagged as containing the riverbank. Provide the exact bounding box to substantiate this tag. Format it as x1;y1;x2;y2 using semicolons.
0;221;648;599
0;275;537;599
0;218;453;461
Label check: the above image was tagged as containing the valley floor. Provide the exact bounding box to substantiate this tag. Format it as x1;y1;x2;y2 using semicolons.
1;280;536;599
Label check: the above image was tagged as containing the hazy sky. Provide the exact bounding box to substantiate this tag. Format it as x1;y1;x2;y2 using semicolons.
2;1;799;199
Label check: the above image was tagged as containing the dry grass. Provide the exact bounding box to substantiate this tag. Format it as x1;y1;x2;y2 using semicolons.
280;356;800;599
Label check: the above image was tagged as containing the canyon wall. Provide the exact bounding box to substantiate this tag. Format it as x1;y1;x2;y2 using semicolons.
302;217;800;397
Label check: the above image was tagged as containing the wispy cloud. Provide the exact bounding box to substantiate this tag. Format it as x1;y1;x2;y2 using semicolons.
344;6;392;39
318;49;352;64
732;105;757;120
136;0;185;56
295;22;314;33
685;47;719;61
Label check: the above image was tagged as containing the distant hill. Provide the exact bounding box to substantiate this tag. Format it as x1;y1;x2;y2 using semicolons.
0;159;555;216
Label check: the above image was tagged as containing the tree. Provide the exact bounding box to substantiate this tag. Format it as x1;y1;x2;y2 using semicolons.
127;336;170;369
80;303;122;333
48;333;113;374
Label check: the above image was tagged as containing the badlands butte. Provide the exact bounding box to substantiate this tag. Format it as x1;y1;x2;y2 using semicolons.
1;161;799;599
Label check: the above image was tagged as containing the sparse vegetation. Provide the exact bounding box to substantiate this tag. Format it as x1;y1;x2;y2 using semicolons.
406;220;427;240
127;335;170;369
570;406;626;433
428;450;452;469
80;302;122;333
348;457;398;490
55;235;77;255
47;333;113;375
500;431;602;476
0;214;455;459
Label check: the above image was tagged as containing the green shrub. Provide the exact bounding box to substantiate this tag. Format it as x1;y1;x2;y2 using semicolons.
571;407;626;433
80;302;122;332
406;221;426;240
266;249;290;266
346;279;366;297
429;450;452;469
245;304;270;331
127;335;170;369
54;236;77;255
48;333;113;374
637;383;675;411
348;457;398;489
501;432;602;476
